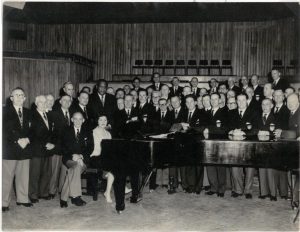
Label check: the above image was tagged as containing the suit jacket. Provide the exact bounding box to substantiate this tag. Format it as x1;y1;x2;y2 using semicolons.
288;107;300;137
273;104;290;130
170;107;187;124
148;83;163;91
191;87;201;97
53;97;77;111
88;93;117;127
206;107;228;138
62;125;93;166
153;109;173;133
228;85;241;94
253;85;264;99
257;112;276;131
169;86;183;97
51;108;71;154
70;103;89;121
138;102;155;119
228;107;259;132
2;106;32;160
183;108;208;127
29;109;56;157
247;98;261;113
273;78;290;91
112;107;140;138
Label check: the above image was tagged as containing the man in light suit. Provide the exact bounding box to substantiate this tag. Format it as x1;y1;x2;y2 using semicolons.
60;112;93;207
2;87;33;212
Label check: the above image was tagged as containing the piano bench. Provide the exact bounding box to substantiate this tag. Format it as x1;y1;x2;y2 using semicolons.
81;168;101;201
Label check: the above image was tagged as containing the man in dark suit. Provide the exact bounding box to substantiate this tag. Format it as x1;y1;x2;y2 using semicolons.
132;77;144;93
190;77;201;97
29;95;56;203
180;95;207;194
271;68;290;91
228;93;259;199
256;99;278;201
240;76;250;94
148;72;163;91
53;81;76;111
205;93;228;197
168;96;187;194
113;94;139;138
70;91;90;121
137;89;155;125
49;94;72;198
250;74;264;101
60;112;93;207
245;87;260;112
169;76;183;97
227;77;241;94
88;79;117;128
129;89;139;110
209;78;219;94
2;87;33;212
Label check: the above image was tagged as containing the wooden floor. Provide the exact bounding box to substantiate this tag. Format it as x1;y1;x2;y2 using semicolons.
2;180;299;231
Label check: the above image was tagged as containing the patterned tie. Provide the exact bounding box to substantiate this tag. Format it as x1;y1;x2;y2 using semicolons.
76;129;80;142
239;111;243;118
175;109;178;119
18;108;23;127
83;106;88;119
188;112;192;123
65;111;70;126
263;114;267;125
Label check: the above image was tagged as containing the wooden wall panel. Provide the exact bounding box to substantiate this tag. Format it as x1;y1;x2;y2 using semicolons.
3;18;297;81
2;58;93;107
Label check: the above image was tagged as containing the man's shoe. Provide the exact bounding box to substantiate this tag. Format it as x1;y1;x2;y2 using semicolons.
29;198;39;203
130;196;141;203
280;196;288;200
218;193;224;197
195;191;201;195
204;186;210;191
259;195;269;199
16;202;33;207
161;184;168;188
270;196;277;201
168;189;176;194
231;192;242;198
49;194;55;199
245;193;252;199
60;200;68;208
39;196;51;200
205;191;216;196
2;207;9;212
71;197;86;206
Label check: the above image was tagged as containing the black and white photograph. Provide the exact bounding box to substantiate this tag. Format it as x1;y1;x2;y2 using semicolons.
1;1;300;231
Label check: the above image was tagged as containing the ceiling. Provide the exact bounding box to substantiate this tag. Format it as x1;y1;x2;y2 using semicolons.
3;2;299;24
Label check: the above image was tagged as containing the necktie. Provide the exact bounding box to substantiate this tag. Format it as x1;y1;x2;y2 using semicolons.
291;111;294;116
43;112;49;128
275;107;279;114
156;84;159;90
239;111;243;118
174;87;177;93
263;114;267;124
65;111;70;126
100;95;104;106
188;112;192;123
194;88;197;95
127;110;130;117
211;109;214;116
83;106;88;119
175;109;178;119
18;108;23;127
76;129;80;141
161;112;165;119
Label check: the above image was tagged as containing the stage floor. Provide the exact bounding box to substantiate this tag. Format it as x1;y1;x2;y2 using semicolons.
2;181;299;231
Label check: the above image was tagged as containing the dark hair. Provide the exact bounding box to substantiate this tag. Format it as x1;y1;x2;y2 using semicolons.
82;86;91;92
97;79;108;87
60;93;72;100
151;72;160;82
185;94;196;101
78;90;89;97
132;77;140;82
97;114;108;120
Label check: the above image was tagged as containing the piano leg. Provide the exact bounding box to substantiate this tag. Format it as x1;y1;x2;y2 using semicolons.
138;170;154;197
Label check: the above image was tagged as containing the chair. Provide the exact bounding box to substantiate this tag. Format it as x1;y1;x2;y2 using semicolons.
143;60;154;74
163;60;175;75
187;60;198;75
132;60;144;75
175;60;186;75
153;60;163;73
221;60;233;75
286;59;297;76
199;60;209;75
209;60;221;75
81;168;101;201
272;59;285;75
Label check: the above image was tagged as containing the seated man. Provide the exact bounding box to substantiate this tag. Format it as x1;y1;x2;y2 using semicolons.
60;112;93;207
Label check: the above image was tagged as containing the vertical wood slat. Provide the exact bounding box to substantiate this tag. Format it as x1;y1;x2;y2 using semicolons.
3;18;296;81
